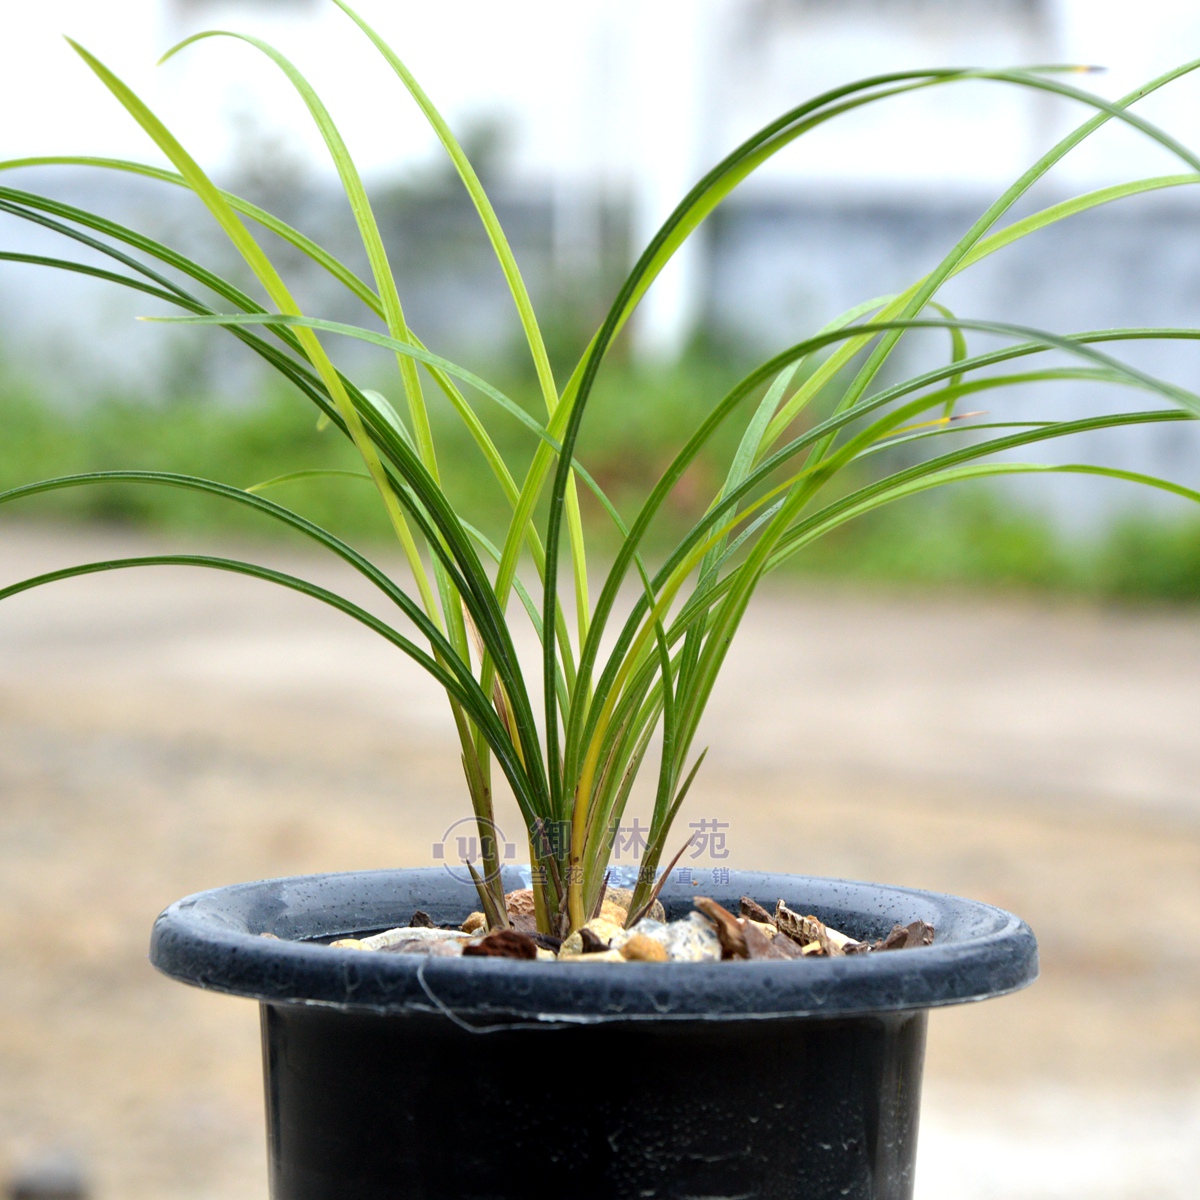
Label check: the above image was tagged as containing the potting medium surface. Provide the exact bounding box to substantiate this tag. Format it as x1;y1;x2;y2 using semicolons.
150;867;1037;1021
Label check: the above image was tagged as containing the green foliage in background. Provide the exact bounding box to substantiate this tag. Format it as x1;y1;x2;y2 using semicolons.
4;368;1200;602
0;346;754;549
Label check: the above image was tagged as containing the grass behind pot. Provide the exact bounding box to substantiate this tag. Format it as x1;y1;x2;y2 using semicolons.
2;1;1199;934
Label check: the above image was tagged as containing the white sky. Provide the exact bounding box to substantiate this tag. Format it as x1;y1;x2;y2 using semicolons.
4;0;1200;190
0;1;615;179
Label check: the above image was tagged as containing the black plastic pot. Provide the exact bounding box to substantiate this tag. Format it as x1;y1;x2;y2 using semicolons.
150;868;1037;1200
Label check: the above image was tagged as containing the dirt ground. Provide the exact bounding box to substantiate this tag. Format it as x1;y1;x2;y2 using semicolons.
1;522;1197;1200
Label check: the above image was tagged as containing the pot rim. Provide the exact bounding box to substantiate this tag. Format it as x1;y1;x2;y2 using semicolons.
149;867;1037;1022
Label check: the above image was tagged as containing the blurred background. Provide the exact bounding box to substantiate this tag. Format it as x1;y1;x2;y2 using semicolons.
1;1;1198;1198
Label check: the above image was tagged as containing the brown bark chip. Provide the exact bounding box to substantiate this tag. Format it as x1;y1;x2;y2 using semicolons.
506;914;562;953
771;901;872;956
742;919;802;960
875;921;935;951
774;901;842;955
579;927;612;954
694;897;749;959
409;910;435;928
739;896;775;926
773;900;809;946
462;930;539;960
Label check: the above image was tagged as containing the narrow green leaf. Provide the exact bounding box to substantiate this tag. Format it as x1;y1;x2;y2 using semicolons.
0;154;384;314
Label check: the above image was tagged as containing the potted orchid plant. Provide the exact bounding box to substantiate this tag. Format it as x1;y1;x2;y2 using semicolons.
2;4;1197;1197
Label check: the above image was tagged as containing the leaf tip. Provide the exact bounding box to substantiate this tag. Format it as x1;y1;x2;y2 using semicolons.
63;35;92;63
157;32;214;68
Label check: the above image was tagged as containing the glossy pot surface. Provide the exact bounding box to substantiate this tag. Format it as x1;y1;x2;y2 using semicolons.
262;1001;927;1200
